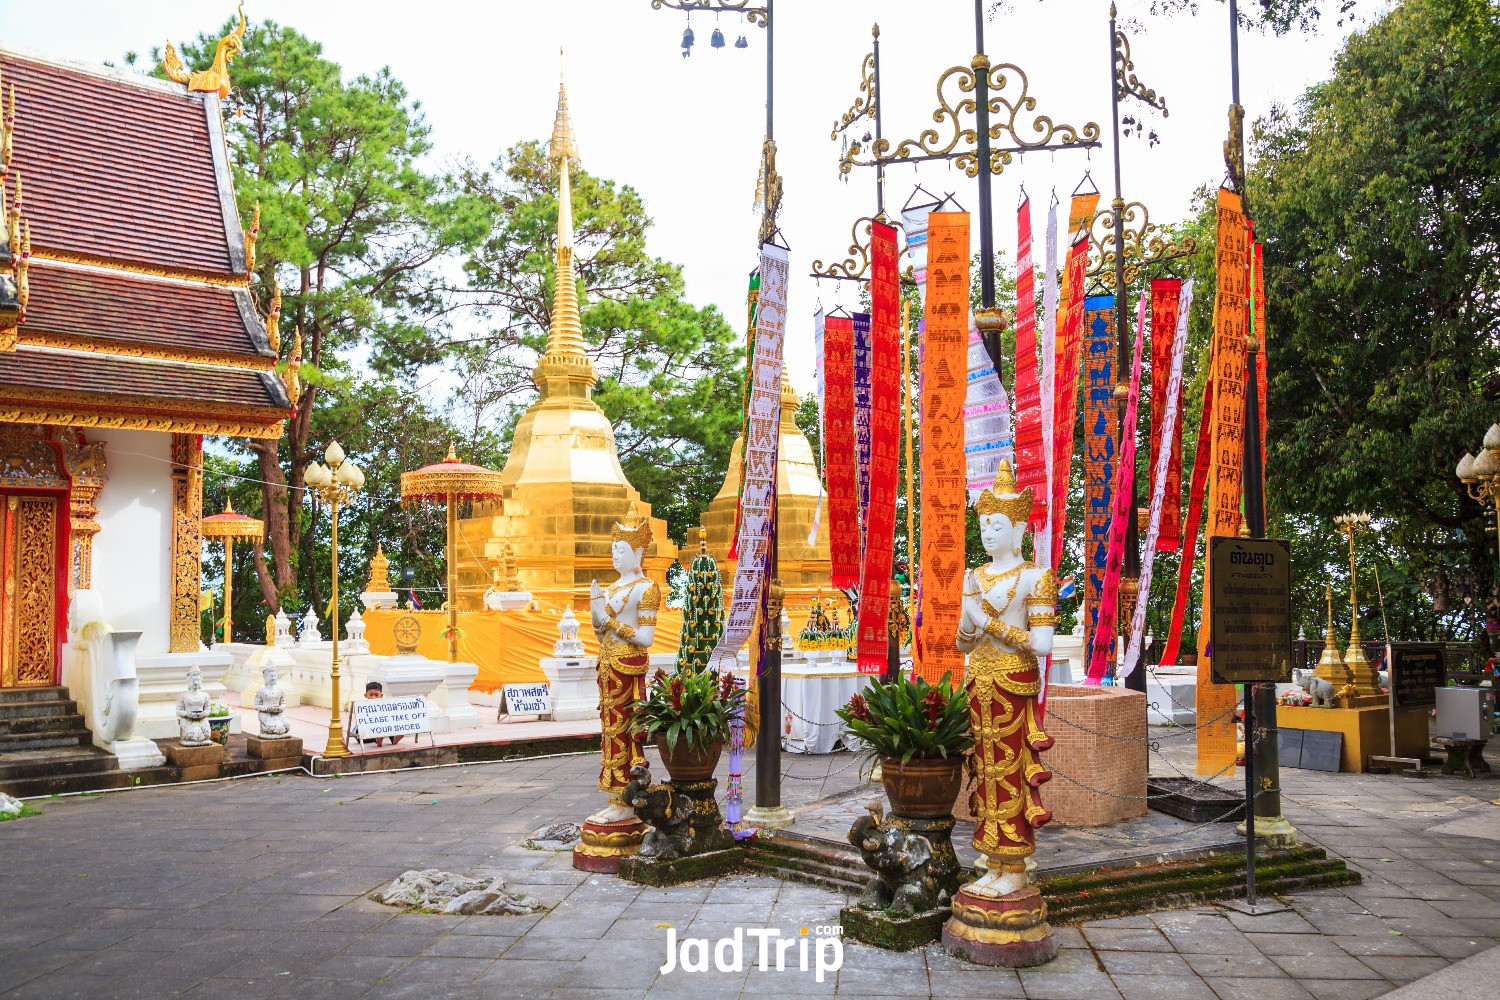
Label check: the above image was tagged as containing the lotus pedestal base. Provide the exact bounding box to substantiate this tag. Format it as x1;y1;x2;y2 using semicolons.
572;816;647;874
942;884;1058;968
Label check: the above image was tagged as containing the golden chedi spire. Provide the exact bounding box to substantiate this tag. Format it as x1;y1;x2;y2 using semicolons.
458;73;675;612
533;65;596;393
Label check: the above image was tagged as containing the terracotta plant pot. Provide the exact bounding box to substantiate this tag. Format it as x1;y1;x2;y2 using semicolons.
881;755;964;818
657;736;724;782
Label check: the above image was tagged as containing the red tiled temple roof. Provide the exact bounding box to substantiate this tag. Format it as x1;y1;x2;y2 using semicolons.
0;52;239;278
0;46;289;437
18;260;269;364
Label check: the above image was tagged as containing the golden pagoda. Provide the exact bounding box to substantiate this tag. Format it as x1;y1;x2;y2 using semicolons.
457;75;676;610
682;374;831;614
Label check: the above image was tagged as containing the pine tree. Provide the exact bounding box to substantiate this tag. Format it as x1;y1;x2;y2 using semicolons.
676;528;724;672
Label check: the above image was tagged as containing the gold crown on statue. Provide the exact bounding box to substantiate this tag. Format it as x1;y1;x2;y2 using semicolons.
611;500;653;551
976;458;1034;524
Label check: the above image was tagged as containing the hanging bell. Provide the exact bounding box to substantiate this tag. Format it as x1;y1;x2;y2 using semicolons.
711;28;726;48
735;34;748;49
682;25;695;57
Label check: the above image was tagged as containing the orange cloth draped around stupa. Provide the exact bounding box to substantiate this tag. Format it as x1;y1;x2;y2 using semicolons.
361;607;683;693
682;373;831;612
455;74;676;610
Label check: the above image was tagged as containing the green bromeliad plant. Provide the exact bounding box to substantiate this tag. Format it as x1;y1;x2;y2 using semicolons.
836;672;972;766
632;666;746;753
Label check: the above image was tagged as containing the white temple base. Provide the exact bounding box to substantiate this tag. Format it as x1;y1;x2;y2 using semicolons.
484;590;533;611
361;590;398;611
102;736;166;770
1146;663;1198;725
538;656;601;722
430;660;482;730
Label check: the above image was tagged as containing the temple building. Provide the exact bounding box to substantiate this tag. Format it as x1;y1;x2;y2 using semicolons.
682;374;832;614
456;78;676;611
0;35;291;771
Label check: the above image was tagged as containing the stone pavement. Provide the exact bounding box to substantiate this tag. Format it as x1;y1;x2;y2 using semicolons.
0;744;1497;1000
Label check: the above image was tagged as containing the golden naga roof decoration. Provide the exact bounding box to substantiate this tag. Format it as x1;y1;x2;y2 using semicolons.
399;442;505;503
282;324;301;401
263;275;281;354
975;458;1034;525
0;69;24;341
163;3;248;100
1;72;14;171
243;202;259;273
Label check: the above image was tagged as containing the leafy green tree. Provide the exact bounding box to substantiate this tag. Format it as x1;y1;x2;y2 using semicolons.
157;17;486;614
454;141;741;541
1248;0;1500;643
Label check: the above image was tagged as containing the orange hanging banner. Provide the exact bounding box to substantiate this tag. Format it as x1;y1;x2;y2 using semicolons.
916;212;971;683
1197;187;1249;775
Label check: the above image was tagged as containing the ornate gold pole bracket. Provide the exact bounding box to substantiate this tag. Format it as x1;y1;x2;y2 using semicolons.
839;55;1100;178
1085;200;1198;285
831;50;876;142
808;216;917;287
1114;22;1167;116
648;0;767;27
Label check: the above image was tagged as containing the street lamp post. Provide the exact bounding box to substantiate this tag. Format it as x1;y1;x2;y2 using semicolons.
1456;423;1500;605
304;441;365;759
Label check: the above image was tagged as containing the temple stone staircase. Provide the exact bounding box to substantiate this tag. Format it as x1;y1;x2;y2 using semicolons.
0;686;173;797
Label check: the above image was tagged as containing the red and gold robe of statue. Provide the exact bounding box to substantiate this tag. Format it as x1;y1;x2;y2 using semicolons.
595;579;660;795
965;646;1054;858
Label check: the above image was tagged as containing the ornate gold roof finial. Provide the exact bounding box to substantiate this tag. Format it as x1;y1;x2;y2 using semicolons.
283;325;302;400
15;219;28;323
163;3;248;100
532;66;595;391
244;201;260;272
1;72;14;174
263;275;281;354
7;172;21;254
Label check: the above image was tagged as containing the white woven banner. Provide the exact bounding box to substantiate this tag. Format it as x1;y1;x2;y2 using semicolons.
1036;196;1060;570
1121;278;1195;680
711;242;789;670
964;313;1014;503
808;308;825;547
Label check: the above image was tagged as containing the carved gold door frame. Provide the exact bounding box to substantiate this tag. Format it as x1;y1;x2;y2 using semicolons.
1;492;63;688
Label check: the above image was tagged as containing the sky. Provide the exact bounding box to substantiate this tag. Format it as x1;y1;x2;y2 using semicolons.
1;0;1369;399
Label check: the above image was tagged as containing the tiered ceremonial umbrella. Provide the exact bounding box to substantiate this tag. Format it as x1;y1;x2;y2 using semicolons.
400;444;505;662
201;499;264;644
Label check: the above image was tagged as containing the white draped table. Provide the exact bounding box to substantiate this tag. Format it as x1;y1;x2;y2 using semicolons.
736;650;884;754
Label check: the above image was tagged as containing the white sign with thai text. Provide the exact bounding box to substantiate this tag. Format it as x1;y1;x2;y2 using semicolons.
353;696;430;739
502;682;551;718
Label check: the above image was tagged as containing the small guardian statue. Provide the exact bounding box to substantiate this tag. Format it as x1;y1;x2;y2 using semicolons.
254;664;290;738
176;666;213;746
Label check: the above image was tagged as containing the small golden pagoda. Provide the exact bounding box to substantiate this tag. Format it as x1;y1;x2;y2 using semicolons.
682;374;831;614
457;75;676;610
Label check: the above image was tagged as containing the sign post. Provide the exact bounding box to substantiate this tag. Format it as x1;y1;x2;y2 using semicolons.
1370;642;1444;774
1209;536;1294;908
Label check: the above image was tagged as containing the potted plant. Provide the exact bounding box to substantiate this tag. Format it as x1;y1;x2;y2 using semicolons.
207;700;232;745
633;666;746;782
837;672;972;818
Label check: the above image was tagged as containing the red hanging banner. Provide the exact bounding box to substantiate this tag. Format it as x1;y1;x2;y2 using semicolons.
1049;192;1099;569
1149;278;1185;552
856;221;902;673
824;314;859;590
1158;375;1213;669
1012;198;1046;524
917;212;971;684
